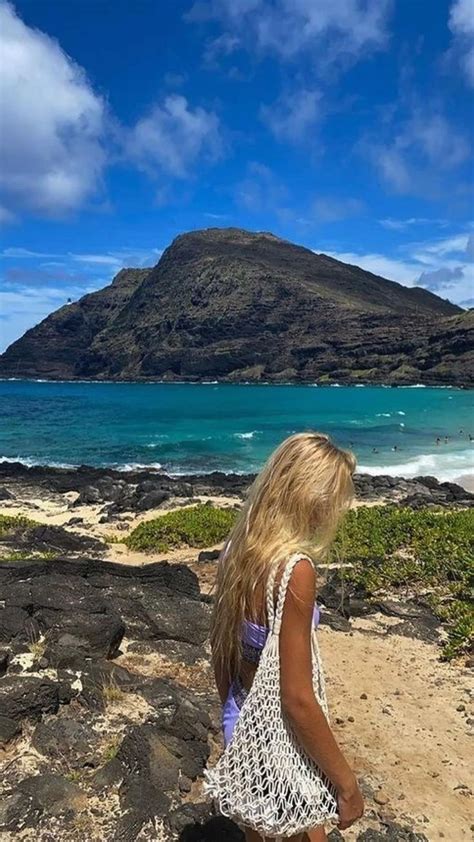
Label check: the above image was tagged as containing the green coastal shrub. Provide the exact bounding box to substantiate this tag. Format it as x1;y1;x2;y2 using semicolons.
125;504;237;552
331;506;474;659
0;514;38;537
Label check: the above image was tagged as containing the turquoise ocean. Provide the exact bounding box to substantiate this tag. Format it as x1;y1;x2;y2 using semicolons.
0;380;472;481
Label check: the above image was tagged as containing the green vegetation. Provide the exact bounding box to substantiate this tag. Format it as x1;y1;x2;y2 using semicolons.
0;515;50;560
102;734;121;762
124;504;237;552
0;513;38;537
1;550;57;561
331;506;474;659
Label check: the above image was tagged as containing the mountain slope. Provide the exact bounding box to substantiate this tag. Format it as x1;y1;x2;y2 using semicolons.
0;228;470;385
0;268;149;379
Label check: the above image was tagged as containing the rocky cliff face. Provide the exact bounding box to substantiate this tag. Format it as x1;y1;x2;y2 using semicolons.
1;228;470;385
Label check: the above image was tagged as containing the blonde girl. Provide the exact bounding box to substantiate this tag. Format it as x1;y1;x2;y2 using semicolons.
210;432;364;841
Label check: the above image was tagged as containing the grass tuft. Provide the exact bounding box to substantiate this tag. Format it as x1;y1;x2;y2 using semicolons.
102;679;128;705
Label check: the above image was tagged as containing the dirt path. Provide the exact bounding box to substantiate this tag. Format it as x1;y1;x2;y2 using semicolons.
320;617;473;840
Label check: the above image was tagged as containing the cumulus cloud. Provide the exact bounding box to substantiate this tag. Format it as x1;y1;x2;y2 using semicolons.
0;2;107;217
187;0;392;66
260;89;322;143
125;95;222;179
449;0;474;86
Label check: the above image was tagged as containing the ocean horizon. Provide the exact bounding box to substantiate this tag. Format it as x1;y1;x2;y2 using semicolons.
1;379;472;483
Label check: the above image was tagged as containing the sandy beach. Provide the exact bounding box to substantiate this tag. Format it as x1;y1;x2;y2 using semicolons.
454;473;474;493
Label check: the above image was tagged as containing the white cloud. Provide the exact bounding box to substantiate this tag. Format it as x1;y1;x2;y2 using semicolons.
1;247;59;259
326;229;473;304
325;250;421;286
260;89;322;143
379;217;448;230
71;254;123;267
71;248;162;267
1;246;161;268
204;33;240;64
187;0;392;66
125;95;222;179
0;244;162;350
411;232;474;261
449;0;474;86
0;283;94;352
367;107;470;196
0;2;107;217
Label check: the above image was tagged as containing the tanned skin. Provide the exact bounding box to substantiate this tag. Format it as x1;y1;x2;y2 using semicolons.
214;558;364;841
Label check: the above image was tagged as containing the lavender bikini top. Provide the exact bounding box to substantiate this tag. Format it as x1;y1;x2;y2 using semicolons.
218;540;320;667
241;604;320;665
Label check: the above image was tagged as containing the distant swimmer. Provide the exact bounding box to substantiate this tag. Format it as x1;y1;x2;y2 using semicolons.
372;447;379;454
436;437;441;446
392;445;398;451
444;436;449;444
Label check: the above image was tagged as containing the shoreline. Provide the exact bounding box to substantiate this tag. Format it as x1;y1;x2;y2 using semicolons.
1;376;472;389
0;457;472;492
0;459;472;570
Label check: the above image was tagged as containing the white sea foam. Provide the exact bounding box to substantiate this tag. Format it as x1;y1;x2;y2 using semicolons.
397;411;406;415
376;412;392;417
234;431;257;439
114;462;163;472
0;456;75;469
358;447;474;482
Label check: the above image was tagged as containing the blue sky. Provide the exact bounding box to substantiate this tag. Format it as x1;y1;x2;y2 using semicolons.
0;0;473;352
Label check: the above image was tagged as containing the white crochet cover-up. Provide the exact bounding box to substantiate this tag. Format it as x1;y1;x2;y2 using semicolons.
204;553;339;837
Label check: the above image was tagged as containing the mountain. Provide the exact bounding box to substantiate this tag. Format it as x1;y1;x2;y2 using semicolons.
1;228;471;386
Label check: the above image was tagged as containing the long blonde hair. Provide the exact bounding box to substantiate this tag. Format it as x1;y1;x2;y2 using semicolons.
210;432;356;682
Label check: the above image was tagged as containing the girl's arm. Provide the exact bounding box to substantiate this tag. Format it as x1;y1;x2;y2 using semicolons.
279;558;364;830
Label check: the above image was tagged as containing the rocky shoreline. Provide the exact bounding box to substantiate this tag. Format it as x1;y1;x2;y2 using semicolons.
0;462;472;841
1;460;473;518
